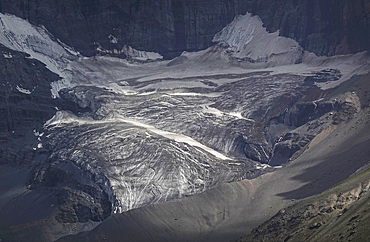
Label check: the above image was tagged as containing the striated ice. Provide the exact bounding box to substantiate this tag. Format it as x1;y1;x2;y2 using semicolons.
45;111;232;160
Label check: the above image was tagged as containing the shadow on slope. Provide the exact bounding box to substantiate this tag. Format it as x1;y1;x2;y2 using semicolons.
277;138;370;200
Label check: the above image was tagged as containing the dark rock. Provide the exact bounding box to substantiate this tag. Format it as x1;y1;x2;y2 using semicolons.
282;102;335;127
304;69;342;86
269;133;314;166
332;101;358;125
55;186;110;223
309;222;322;230
29;160;113;223
58;87;104;118
1;0;369;59
349;215;359;222
243;143;269;163
0;44;58;166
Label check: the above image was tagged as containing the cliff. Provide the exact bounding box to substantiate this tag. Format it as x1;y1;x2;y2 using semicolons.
0;0;369;58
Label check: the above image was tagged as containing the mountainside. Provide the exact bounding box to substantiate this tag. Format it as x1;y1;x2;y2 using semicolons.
0;0;369;58
0;1;370;242
57;72;370;242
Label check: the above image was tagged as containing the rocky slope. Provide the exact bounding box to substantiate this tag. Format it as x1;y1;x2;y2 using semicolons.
238;167;370;242
0;0;369;58
239;159;370;242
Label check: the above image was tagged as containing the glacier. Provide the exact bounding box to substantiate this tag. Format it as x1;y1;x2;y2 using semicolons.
1;12;370;219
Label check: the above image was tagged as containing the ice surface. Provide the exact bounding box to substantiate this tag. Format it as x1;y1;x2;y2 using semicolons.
45;111;232;160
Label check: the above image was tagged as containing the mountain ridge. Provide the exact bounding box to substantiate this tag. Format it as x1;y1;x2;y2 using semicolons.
1;0;369;58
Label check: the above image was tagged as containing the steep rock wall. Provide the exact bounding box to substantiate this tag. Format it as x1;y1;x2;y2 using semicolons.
0;0;369;58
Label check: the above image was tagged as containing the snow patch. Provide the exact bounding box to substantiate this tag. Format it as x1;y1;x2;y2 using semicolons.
33;130;44;137
108;35;118;44
122;45;163;62
169;92;223;97
3;52;12;58
16;85;32;94
95;44;163;62
255;163;273;170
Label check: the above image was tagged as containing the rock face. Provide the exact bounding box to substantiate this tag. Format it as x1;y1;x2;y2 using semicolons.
1;0;369;58
245;0;370;56
0;44;58;166
0;43;113;231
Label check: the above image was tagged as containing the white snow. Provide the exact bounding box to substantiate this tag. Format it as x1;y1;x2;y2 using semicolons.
229;112;254;121
16;85;32;94
3;52;12;58
33;130;44;137
169;92;223;97
108;34;118;44
255;163;280;170
0;13;77;98
95;44;163;62
213;13;302;65
122;45;163;62
201;104;254;122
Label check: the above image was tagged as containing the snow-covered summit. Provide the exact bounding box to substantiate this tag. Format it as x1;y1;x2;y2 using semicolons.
213;13;303;65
